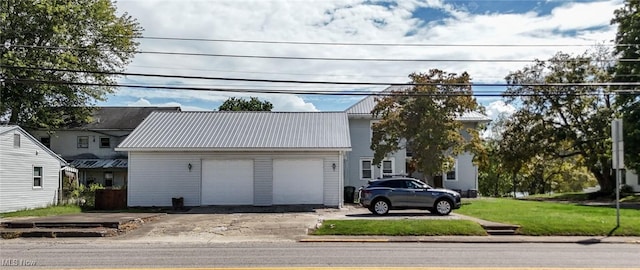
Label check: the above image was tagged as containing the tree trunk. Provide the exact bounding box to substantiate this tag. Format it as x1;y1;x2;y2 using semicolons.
591;168;615;195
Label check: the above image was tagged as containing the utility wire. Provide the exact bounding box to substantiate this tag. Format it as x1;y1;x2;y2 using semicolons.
11;78;631;97
4;65;640;87
122;35;631;48
7;44;635;63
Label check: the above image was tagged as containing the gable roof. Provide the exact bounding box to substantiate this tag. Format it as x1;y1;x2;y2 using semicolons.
116;111;351;151
0;125;67;164
345;86;491;122
82;106;181;130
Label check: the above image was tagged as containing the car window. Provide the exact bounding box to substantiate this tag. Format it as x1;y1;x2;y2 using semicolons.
407;180;424;189
384;180;406;188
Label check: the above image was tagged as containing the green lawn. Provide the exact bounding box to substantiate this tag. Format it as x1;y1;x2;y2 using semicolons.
457;198;640;236
0;205;83;218
313;219;487;236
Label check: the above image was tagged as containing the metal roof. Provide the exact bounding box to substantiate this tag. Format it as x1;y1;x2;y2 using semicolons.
117;112;351;151
69;159;128;169
0;125;67;164
345;86;491;122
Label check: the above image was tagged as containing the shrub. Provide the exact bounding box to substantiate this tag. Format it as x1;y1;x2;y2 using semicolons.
70;183;105;209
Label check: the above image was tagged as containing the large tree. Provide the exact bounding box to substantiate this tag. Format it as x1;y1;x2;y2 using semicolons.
1;0;142;129
218;97;273;111
502;51;617;194
612;0;640;173
370;69;482;179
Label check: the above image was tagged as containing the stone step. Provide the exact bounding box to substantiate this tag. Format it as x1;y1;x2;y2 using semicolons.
485;229;518;235
0;227;119;239
3;222;120;229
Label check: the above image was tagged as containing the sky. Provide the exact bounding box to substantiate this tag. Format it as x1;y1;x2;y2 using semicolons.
101;0;624;119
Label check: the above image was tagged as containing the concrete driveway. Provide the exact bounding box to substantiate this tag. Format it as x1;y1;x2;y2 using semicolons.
118;205;465;243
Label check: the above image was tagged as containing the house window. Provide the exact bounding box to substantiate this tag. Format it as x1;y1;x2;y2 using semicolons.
360;159;374;180
104;172;113;187
13;134;20;148
40;137;51;148
100;137;110;148
77;136;89;148
382;159;394;176
445;160;458;181
33;167;43;188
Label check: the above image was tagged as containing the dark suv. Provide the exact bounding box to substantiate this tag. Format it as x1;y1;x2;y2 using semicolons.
358;177;462;215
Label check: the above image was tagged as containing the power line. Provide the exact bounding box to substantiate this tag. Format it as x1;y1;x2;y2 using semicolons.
129;35;628;48
4;65;640;87
8;44;635;63
10;78;630;97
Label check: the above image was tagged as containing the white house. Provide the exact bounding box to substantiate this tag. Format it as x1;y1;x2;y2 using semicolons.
0;126;69;213
344;89;491;196
29;106;180;188
116;111;351;208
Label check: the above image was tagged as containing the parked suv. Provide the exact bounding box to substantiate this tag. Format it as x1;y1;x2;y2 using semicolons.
358;177;461;215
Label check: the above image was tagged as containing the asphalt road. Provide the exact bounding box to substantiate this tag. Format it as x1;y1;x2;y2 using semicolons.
1;241;638;269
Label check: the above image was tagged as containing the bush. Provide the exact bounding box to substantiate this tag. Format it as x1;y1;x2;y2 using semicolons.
620;184;634;195
70;183;105;209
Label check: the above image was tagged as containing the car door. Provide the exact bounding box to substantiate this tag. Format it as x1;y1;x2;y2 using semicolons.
409;180;438;207
383;180;412;207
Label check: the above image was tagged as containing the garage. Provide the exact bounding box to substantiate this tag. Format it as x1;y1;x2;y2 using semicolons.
201;159;254;205
117;111;351;207
273;159;324;204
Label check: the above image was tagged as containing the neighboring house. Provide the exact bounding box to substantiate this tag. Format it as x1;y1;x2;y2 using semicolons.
116;111;351;208
0;126;70;213
625;169;639;192
29;107;180;188
344;89;491;196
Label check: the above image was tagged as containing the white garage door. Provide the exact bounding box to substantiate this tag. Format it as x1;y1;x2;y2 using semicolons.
201;160;254;205
273;159;324;204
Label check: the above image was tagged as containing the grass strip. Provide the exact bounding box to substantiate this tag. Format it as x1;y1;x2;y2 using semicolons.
0;205;82;218
457;198;640;236
312;219;487;236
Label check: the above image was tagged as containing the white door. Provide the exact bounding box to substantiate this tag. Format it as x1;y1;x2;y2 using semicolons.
273;159;324;204
201;159;254;205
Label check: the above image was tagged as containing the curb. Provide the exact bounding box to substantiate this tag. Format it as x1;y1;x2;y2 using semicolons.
298;237;640;244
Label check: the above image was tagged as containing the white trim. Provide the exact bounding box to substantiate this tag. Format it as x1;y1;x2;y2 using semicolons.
382;158;394;176
444;159;458;181
33;166;43;188
360;158;374;180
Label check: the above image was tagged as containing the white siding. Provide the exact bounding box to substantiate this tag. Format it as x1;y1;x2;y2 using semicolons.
443;152;477;192
127;152;201;207
30;130;130;159
323;156;342;207
0;130;62;213
127;151;342;207
253;157;273;206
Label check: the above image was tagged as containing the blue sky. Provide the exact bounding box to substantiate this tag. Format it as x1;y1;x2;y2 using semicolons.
102;0;623;119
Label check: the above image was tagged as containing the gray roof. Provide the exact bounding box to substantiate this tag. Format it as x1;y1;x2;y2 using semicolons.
67;106;181;130
345;86;491;122
0;125;67;164
69;159;128;169
117;112;351;151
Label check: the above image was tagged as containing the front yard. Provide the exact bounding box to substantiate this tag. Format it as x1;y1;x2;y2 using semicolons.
315;198;640;236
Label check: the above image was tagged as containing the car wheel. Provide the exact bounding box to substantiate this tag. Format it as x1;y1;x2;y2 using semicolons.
369;199;390;215
435;199;452;215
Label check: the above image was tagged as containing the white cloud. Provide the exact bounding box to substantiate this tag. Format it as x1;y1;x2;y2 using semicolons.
485;100;517;119
111;0;622;111
127;98;210;111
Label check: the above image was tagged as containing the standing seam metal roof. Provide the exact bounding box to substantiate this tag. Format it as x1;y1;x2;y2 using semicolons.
116;111;351;150
345;86;491;122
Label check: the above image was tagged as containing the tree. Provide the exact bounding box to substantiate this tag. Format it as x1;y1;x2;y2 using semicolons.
502;51;617;194
612;0;640;173
1;0;142;129
370;69;482;180
218;97;273;111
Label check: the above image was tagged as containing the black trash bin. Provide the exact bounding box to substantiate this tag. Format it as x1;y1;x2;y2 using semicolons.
172;197;184;210
344;186;356;203
467;190;478;198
